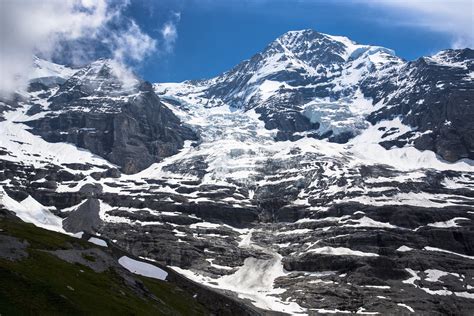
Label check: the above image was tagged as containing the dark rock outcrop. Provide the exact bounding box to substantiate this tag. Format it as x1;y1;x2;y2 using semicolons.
62;198;102;234
25;61;198;174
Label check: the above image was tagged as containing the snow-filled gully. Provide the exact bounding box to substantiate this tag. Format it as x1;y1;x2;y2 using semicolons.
173;229;308;314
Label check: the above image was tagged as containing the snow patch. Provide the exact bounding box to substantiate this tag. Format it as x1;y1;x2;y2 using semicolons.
307;246;378;257
397;303;414;313
118;256;168;280
88;237;108;247
396;246;413;252
0;189;64;233
423;246;474;260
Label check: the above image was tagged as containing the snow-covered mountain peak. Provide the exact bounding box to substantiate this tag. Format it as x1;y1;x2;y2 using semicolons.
155;29;472;160
423;48;474;69
204;29;401;95
49;58;141;104
268;29;349;65
269;29;398;65
28;57;141;93
75;58;139;90
166;30;403;128
29;56;77;86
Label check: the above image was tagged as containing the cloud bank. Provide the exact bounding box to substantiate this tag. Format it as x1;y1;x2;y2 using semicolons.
0;0;156;98
358;0;473;48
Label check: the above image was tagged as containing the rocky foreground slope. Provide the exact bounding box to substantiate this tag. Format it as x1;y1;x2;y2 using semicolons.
1;30;474;315
0;211;206;315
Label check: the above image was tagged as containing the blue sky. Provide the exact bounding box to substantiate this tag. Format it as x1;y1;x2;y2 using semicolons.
124;0;472;83
1;0;472;97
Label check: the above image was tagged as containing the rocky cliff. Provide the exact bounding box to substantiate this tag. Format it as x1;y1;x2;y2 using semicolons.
24;59;198;174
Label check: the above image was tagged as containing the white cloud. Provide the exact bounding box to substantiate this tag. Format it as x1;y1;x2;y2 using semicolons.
358;0;474;48
110;20;157;62
0;0;156;98
161;12;181;53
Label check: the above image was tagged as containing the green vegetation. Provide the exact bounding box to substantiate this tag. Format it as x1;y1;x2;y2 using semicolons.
0;217;208;315
0;218;79;250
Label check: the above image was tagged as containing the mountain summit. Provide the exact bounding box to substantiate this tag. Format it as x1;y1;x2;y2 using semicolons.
158;30;473;162
269;29;396;64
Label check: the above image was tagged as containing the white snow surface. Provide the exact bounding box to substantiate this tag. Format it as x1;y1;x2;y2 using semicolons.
424;269;459;283
88;237;108;247
427;217;470;228
397;303;415;313
171;229;307;315
307;246;379;257
151;81;473;210
118;256;168;280
423;246;474;260
0;188;64;233
348;118;474;172
29;56;77;82
396;246;413;252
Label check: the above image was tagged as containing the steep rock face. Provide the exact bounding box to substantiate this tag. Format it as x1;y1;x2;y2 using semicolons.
24;60;198;174
62;198;102;234
366;49;474;161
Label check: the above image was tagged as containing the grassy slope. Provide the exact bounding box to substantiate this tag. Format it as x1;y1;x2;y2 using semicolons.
0;218;208;316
